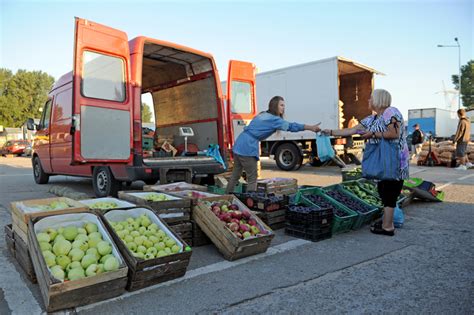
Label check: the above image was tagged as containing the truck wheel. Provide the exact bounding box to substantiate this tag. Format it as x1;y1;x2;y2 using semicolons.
275;143;301;171
93;167;121;197
33;156;49;184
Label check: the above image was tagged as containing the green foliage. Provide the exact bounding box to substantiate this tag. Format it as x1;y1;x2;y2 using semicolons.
141;103;153;123
451;60;474;110
0;69;54;127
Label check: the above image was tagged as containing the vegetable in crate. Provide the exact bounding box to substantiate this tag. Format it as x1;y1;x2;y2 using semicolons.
304;194;349;217
342;183;382;207
208;200;268;240
36;201;71;211
88;201;119;210
143;193;171;202
326;190;373;213
110;214;181;260
36;222;120;282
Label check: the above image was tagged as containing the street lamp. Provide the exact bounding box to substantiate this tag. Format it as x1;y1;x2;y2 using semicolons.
437;37;462;109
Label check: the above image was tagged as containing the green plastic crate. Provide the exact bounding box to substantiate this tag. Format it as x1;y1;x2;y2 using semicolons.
207;183;243;195
296;187;358;234
323;184;381;230
142;136;154;151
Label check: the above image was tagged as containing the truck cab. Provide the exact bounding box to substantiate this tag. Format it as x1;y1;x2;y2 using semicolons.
28;18;255;197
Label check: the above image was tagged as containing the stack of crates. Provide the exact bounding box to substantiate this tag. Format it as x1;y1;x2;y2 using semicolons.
285;198;333;242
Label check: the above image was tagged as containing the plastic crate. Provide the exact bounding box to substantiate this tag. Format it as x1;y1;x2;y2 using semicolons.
341;168;362;181
285;224;332;242
142;136;154;151
323;185;380;230
207;183;244;195
296;187;358;234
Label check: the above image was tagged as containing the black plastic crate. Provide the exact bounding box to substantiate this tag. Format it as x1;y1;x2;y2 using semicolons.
233;192;288;212
285;224;332;242
285;203;333;228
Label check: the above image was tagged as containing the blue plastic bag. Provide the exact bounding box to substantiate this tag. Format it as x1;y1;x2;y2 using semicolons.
362;139;400;180
382;205;404;228
316;135;335;162
206;144;226;170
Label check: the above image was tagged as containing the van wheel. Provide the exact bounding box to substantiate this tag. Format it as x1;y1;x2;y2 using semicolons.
275;143;301;171
33;156;49;184
93;167;121;197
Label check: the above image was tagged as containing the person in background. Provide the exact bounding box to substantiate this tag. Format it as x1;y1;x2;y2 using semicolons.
453;108;472;170
410;124;424;161
226;96;321;193
322;89;409;236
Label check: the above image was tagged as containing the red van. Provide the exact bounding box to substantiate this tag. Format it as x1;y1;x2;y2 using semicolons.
27;18;257;197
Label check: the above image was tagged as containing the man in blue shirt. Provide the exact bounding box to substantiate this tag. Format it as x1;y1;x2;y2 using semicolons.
226;96;321;193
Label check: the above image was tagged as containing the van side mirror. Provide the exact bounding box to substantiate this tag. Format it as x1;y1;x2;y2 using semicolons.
26;118;35;130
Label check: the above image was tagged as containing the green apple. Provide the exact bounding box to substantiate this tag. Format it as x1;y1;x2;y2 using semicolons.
88;237;101;249
85;264;98;277
45;228;58;242
86;248;100;260
97;241;112;256
96;264;105;274
141;216;151;228
66;261;81;272
68;268;85;281
148;223;158;231
53;239;72;256
50;265;65;281
155;242;165;251
75;234;88;242
138;226;147;235
149;235;159;244
53;234;66;245
72;239;89;252
164;247;171;254
143;240;153;249
144;253;154;260
157;230;166;238
171;245;180;253
157;250;167;258
104;257;119;271
69;248;85;262
130;231;140;238
133;252;145;259
126;218;134;224
56;255;71;269
146;247;157;256
137;245;147;254
43;251;56;267
39;241;51;252
124;235;134;243
126;242;137;252
165;239;176;248
37;232;50;243
62;226;78;241
114;223;124;231
88;232;102;240
81;254;98;269
99;254;113;264
84;223;98;234
134;236;144;246
77;227;87;235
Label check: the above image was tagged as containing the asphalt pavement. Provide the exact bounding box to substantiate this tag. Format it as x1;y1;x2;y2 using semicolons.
0;157;473;314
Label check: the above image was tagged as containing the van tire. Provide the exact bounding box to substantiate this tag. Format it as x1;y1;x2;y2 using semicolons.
93;167;120;197
275;143;301;171
33;156;49;184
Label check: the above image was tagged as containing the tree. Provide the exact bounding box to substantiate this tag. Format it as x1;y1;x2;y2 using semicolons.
452;60;474;110
141;103;153;123
0;69;54;127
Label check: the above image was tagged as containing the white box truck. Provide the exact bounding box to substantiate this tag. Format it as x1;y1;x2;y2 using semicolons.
407;108;458;139
223;56;382;171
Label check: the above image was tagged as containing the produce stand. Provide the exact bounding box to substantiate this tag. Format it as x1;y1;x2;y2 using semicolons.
194;196;274;261
78;197;136;211
28;213;128;312
143;182;207;193
101;207;192;291
11;197;88;244
256;178;298;195
296;187;358;234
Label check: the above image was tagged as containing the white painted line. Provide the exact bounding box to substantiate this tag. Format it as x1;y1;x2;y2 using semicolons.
74;239;310;312
458;173;474;181
436;182;454;190
0;174;32;177
410;169;426;175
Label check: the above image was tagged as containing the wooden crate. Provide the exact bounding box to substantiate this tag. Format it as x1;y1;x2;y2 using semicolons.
143;182;207;193
100;208;192;291
168;222;193;240
12;213;29;244
12;228;37;283
257;178;298;195
4;224;15;256
118;191;191;223
11;197;89;225
255;209;286;230
191;220;212;247
194;196;275;261
166;190;220;206
28;213;128;312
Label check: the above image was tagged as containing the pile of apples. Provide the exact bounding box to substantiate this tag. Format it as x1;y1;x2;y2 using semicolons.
209;200;266;239
36;222;120;282
34;201;71;211
109;214;184;260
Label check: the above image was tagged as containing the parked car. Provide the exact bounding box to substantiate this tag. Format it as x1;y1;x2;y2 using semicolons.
24;143;33;156
1;140;30;156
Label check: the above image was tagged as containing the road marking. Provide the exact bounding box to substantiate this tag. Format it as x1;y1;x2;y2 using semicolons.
410;169;426;176
436;182;454;190
436;173;474;190
0;174;32;177
458;173;474;181
74;239;310;313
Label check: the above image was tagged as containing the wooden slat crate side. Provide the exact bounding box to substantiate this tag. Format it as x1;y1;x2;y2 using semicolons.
160;214;191;225
143;183;207;193
127;268;187;291
12;222;28;245
13;230;37;283
12;212;28;234
11;197;89;224
4;223;13;238
129;259;190;282
5;225;15;256
118;191;191;210
27;216;128;312
99;211;192;272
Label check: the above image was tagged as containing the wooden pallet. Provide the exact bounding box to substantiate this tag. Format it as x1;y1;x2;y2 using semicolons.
193;196;274;261
100;208;192;292
256;178;298;195
28;214;129;312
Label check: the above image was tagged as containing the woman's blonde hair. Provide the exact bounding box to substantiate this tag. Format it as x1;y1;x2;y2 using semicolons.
371;89;392;109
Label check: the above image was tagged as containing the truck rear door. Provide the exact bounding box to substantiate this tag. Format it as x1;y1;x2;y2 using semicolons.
226;60;257;147
72;17;132;163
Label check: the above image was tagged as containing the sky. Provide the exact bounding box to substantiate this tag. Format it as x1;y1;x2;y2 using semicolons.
1;0;473;119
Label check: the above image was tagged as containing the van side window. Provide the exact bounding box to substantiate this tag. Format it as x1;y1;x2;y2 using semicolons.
40;100;52;129
81;51;126;102
231;81;252;114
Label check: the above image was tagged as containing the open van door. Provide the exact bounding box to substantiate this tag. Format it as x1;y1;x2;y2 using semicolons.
72;17;132;163
226;60;257;148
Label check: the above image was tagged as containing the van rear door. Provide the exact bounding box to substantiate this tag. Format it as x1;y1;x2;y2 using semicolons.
72;17;132;163
226;60;257;147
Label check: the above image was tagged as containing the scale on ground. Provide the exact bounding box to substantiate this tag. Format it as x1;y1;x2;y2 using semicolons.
178;126;195;155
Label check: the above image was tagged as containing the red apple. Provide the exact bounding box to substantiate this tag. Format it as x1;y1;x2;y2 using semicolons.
212;206;221;216
231;211;242;220
239;224;250;233
242;210;251;220
235;232;243;239
229;222;239;232
229;204;239;211
248;219;257;226
231;218;240;224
